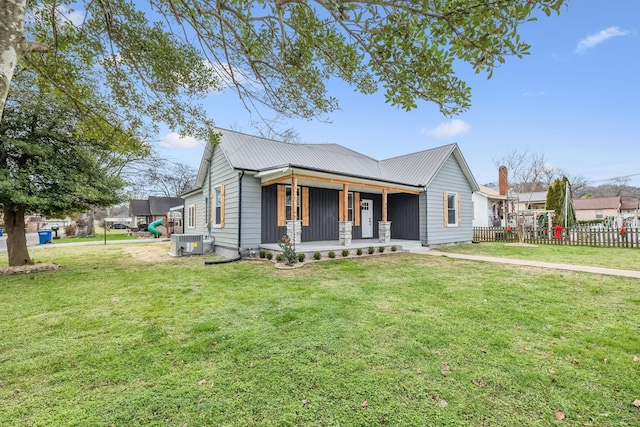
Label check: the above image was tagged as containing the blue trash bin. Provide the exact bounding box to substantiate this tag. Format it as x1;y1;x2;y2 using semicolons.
0;228;3;237
38;230;52;244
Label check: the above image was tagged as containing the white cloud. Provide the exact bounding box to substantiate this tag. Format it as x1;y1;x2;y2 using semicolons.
522;91;546;97
422;119;470;139
575;27;630;54
64;9;85;26
159;132;201;149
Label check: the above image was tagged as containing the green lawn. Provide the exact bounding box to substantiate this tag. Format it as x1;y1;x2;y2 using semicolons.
437;242;640;271
52;232;139;243
1;245;639;426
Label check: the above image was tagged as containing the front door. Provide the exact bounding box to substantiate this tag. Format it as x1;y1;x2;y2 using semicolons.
361;199;373;238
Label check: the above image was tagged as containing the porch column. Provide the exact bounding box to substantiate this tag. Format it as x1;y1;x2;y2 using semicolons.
285;175;302;245
286;220;302;245
379;188;391;243
339;183;352;246
382;189;388;222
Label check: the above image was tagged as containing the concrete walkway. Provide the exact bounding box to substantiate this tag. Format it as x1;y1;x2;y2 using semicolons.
418;249;640;279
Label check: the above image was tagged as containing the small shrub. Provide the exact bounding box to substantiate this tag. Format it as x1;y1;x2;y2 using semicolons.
275;253;283;262
328;251;336;259
341;249;349;257
278;235;298;265
313;251;321;260
266;251;273;260
356;248;363;256
298;253;306;262
378;246;385;253
368;246;375;254
259;249;267;258
391;245;397;252
63;224;77;236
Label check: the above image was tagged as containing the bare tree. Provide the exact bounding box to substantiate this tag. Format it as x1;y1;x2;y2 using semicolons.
125;159;197;198
494;149;561;242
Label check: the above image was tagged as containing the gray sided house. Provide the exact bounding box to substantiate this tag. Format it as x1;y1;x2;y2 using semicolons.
182;129;479;257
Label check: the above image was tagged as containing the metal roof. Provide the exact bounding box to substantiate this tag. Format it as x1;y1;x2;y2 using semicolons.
219;130;383;180
129;197;184;216
573;196;621;210
196;129;478;190
513;191;548;202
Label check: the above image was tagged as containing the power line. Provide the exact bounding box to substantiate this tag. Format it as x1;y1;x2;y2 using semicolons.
588;172;640;184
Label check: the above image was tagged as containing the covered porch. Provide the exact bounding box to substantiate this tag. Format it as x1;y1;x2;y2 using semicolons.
258;167;422;246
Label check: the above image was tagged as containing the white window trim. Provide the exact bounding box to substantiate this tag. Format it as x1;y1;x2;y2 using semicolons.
285;185;301;220
348;192;354;222
213;186;222;228
187;204;196;229
447;192;459;228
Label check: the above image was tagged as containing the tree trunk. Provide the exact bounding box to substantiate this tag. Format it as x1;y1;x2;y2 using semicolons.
86;210;96;235
0;0;29;122
3;207;33;266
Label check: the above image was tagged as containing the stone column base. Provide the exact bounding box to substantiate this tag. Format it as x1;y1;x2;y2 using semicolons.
286;220;302;245
378;221;392;243
339;221;353;246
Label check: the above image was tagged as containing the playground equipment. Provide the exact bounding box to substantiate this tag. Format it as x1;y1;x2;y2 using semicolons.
148;219;163;237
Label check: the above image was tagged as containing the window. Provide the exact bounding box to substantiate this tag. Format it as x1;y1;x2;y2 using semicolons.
348;192;354;222
285;186;301;220
214;187;222;227
595;209;603;219
187;204;196;228
446;192;458;227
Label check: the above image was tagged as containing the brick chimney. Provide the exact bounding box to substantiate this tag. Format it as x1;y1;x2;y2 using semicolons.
498;166;508;196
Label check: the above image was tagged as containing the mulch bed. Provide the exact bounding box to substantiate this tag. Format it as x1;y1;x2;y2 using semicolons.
0;263;61;275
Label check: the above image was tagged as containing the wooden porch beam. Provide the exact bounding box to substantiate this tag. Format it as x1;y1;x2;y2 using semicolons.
284;173;421;195
382;189;388;222
261;175;290;187
342;183;349;222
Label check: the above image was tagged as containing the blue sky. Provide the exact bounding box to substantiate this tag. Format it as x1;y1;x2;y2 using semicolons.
156;1;640;187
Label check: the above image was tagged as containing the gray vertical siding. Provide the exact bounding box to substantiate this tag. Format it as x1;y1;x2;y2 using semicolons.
424;155;473;245
419;191;427;242
261;184;285;243
387;193;420;239
240;174;262;249
182;145;242;253
208;145;240;251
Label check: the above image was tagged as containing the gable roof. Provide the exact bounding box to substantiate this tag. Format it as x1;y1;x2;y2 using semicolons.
621;200;639;210
148;196;183;215
129;199;151;216
513;191;548;203
197;128;478;190
573;197;621;210
129;197;184;216
476;185;507;199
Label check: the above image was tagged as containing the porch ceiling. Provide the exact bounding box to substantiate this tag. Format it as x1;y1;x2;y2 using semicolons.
256;168;421;195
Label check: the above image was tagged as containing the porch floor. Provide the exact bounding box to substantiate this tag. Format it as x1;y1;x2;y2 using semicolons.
260;239;429;254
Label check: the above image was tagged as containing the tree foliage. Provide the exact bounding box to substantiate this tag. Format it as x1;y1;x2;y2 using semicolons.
2;0;566;136
0;70;130;265
546;176;576;227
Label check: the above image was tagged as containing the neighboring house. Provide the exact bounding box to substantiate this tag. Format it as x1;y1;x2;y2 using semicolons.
512;191;548;212
572;197;621;221
621;199;639;219
183;129;479;257
129;196;184;226
472;185;507;227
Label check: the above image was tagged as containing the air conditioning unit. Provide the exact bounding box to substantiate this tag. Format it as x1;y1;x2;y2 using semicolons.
170;234;204;257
